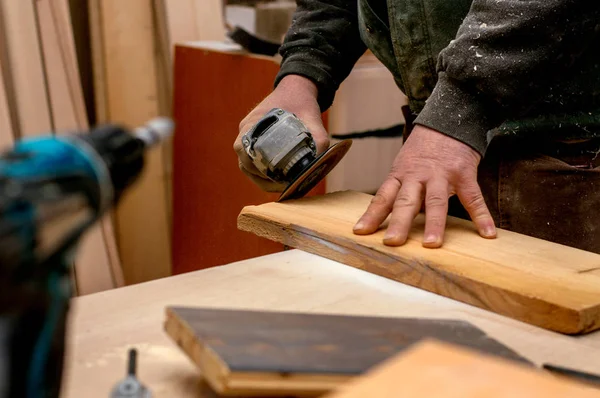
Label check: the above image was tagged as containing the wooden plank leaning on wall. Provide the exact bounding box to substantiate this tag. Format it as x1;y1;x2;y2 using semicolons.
36;0;124;293
91;0;172;284
0;0;122;294
0;0;52;137
0;25;14;148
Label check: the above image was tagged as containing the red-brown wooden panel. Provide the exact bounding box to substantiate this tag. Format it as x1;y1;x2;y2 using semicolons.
172;46;325;274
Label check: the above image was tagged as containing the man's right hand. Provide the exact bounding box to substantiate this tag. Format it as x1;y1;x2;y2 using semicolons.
234;75;330;192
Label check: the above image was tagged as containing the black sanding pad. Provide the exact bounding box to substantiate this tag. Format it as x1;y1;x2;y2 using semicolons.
278;140;352;202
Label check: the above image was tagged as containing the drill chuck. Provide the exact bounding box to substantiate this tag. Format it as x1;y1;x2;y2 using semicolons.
78;117;174;205
0;118;174;274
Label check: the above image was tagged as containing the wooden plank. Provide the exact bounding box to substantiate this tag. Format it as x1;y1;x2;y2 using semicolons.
152;0;173;97
87;0;107;123
164;306;529;396
324;340;600;398
151;0;175;231
100;0;172;284
160;0;199;61
0;3;17;142
86;0;126;290
194;0;226;41
36;0;78;131
74;225;119;294
67;0;96;126
0;55;14;147
237;191;600;335
0;0;52;137
36;0;123;294
0;4;15;146
46;0;88;129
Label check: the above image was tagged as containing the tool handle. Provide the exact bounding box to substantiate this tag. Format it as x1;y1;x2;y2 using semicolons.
128;349;137;376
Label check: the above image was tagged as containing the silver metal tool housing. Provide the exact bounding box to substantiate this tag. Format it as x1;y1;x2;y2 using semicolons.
241;108;317;182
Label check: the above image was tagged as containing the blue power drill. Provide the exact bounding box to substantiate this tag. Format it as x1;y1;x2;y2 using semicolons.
0;118;173;397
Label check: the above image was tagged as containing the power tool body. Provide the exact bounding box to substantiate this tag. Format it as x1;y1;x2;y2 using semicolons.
242;108;351;201
0;118;172;397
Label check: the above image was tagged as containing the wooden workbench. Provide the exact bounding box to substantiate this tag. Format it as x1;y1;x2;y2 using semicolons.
62;250;600;397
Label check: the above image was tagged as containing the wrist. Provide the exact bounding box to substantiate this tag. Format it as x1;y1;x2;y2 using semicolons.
413;72;504;156
276;75;318;100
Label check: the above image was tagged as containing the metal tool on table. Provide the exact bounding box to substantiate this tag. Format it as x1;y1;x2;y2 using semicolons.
0;118;173;397
110;349;151;397
241;108;352;201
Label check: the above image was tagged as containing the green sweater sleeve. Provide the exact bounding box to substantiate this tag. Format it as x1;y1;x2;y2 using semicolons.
274;0;367;112
414;0;600;155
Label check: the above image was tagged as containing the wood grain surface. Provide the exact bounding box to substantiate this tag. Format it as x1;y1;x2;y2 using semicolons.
237;191;600;335
324;340;600;398
0;46;13;147
164;307;529;395
99;0;172;284
0;0;52;137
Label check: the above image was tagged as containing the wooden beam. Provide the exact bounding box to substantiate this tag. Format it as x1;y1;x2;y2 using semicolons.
35;0;124;294
46;0;88;129
0;53;13;147
159;0;199;62
36;0;78;131
194;0;226;41
99;0;171;284
237;191;600;335
0;5;15;145
151;0;175;231
87;0;107;123
0;0;52;137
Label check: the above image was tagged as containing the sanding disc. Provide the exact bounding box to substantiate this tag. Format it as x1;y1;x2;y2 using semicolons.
278;140;352;202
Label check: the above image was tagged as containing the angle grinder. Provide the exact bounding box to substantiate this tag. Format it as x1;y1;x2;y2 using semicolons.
241;108;352;201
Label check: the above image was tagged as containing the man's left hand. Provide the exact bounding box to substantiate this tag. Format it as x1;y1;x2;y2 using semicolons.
352;125;497;248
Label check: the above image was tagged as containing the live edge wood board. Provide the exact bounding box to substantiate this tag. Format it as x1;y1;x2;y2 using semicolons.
237;191;600;335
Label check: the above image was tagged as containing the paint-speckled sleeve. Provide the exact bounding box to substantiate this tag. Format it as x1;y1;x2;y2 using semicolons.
415;0;600;155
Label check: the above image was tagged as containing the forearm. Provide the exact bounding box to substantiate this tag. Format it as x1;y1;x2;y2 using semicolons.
275;0;367;112
415;0;600;154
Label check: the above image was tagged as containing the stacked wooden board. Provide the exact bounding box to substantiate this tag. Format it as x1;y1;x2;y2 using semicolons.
237;190;600;335
0;0;122;294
